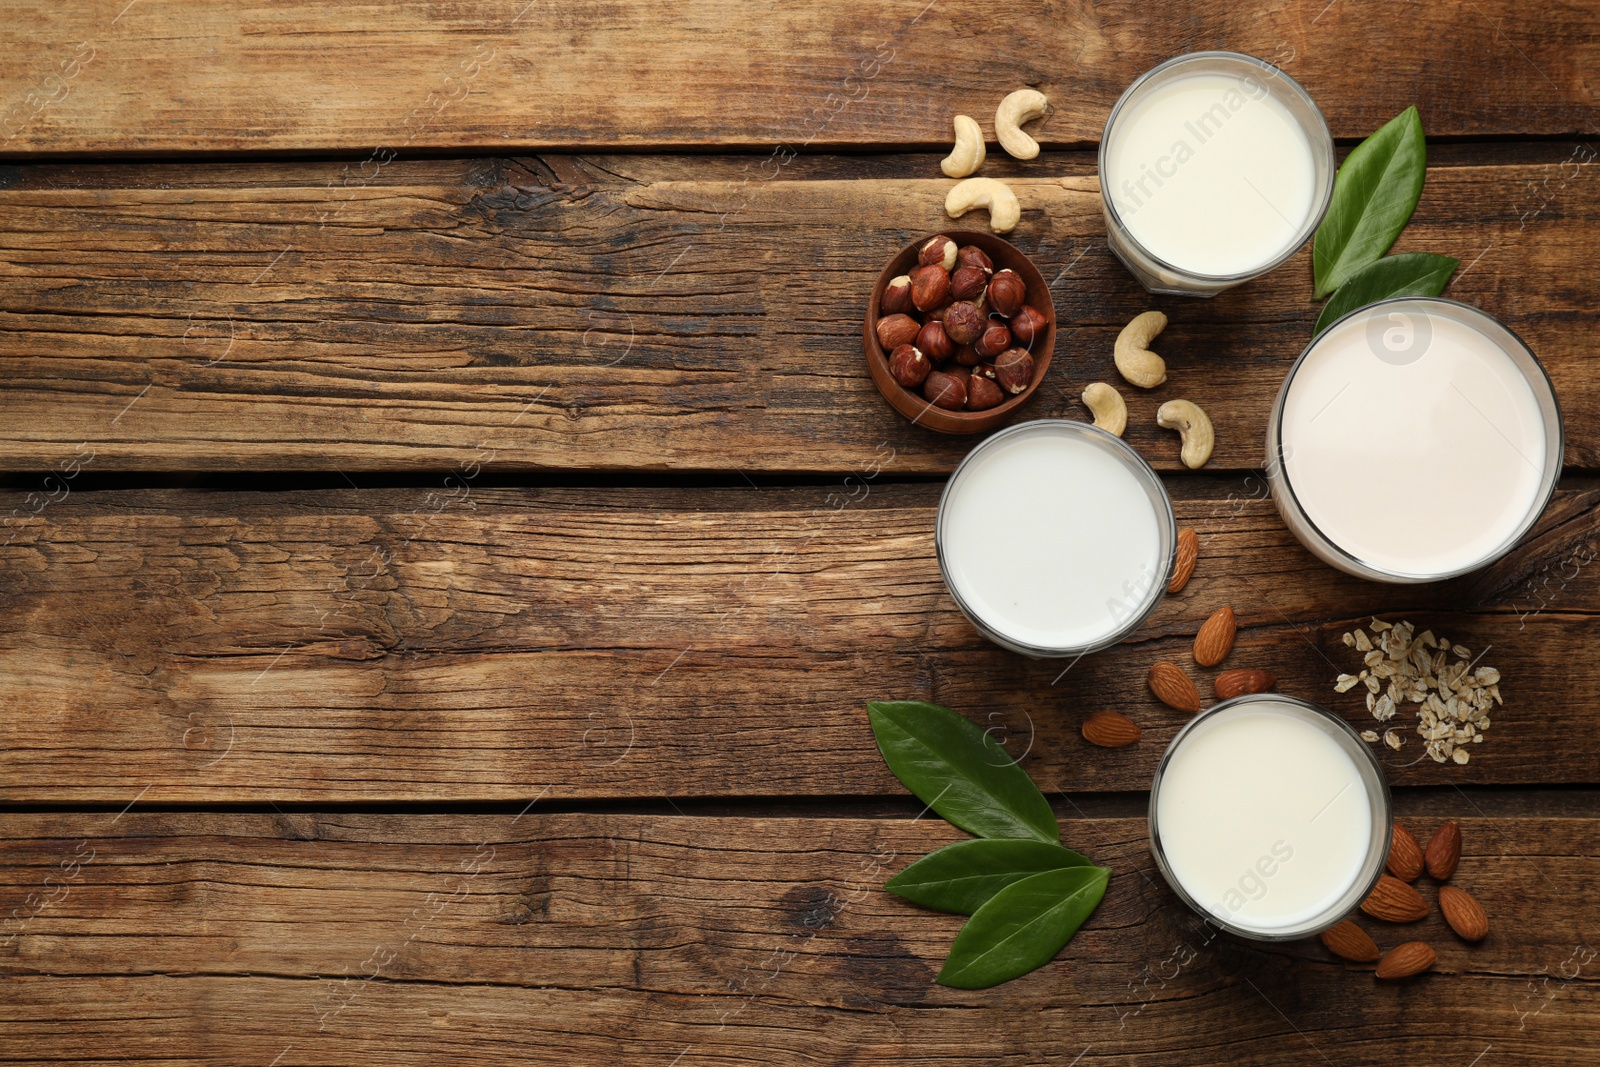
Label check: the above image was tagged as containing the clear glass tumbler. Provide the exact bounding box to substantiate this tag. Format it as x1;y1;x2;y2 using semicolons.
935;420;1176;658
1099;51;1335;296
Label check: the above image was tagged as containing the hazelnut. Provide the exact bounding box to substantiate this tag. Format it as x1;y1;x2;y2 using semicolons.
916;319;955;362
1010;305;1048;346
923;370;967;410
875;313;921;350
889;344;930;388
974;322;1011;359
952;343;982;367
910;264;951;312
974;362;998;383
994;347;1035;394
918;235;958;272
967;373;1005;410
882;274;914;315
944;364;971;384
988;269;1026;317
949;265;989;302
956;245;994;273
925;304;949;323
944;301;986;345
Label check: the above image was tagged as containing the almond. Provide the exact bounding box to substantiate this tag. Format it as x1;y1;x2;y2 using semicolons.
1193;605;1236;667
1082;710;1141;748
1213;668;1276;700
1387;822;1424;882
1167;527;1198;594
1360;874;1429;922
1438;885;1489;942
1425;820;1462;880
1319;920;1380;963
1148;661;1201;713
1375;940;1436;980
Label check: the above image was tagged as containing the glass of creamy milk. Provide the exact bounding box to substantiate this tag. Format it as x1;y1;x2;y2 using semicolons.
936;420;1176;657
1099;52;1335;296
1149;695;1391;939
1268;298;1563;583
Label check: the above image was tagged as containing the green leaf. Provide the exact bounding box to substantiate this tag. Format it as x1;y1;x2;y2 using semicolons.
886;839;1090;914
936;865;1111;989
1313;252;1459;333
1312;106;1427;298
865;701;1057;844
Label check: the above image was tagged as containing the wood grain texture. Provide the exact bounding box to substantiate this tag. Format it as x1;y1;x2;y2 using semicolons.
2;811;1596;1064
3;0;1598;155
0;153;1596;474
4;480;1598;803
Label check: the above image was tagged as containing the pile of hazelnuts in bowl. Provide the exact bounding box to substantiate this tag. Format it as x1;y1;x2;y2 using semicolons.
863;231;1055;434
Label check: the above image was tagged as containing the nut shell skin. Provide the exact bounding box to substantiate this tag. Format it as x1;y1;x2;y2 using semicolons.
1425;821;1462;880
949;265;989;302
944;301;986;345
956;245;994;273
1361;874;1429;922
1438;885;1489;941
1167;527;1198;593
988;270;1026;316
1082;710;1141;747
952;344;982;368
875;313;920;350
1319;920;1380;963
911;264;951;312
881;275;914;315
1193;605;1236;667
966;373;1004;410
1387;822;1424;882
1213;668;1276;700
1375;941;1436;980
888;344;930;388
923;370;967;410
994;347;1034;394
1147;661;1201;713
1010;305;1047;346
974;323;1011;359
918;235;958;271
915;320;955;362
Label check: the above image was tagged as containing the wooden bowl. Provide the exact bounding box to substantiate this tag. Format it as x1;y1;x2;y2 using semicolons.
862;230;1056;434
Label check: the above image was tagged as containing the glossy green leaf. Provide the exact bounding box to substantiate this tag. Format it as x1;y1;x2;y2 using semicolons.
886;839;1090;914
1312;106;1427;298
1313;252;1459;333
865;701;1057;844
936;865;1111;989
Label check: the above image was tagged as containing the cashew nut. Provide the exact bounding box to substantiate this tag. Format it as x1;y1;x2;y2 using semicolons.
1115;310;1168;389
1082;382;1127;437
941;114;987;178
1157;399;1214;469
945;177;1021;233
995;89;1048;161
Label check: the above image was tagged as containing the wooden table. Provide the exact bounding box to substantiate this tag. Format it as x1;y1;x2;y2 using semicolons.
3;2;1598;1062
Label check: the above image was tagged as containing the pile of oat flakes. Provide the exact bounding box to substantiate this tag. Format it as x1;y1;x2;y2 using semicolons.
1333;618;1502;765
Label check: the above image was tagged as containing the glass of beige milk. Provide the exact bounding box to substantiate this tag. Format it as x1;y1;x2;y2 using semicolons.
1099;52;1335;296
1268;298;1563;582
1149;695;1391;939
936;420;1176;658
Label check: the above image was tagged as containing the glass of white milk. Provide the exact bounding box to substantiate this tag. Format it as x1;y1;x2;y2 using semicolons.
1149;695;1391;939
1099;52;1335;296
936;420;1176;658
1268;298;1563;583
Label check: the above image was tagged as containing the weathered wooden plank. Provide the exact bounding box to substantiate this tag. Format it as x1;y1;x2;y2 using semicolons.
3;0;1597;155
2;480;1597;802
0;154;1595;473
2;811;1596;1064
